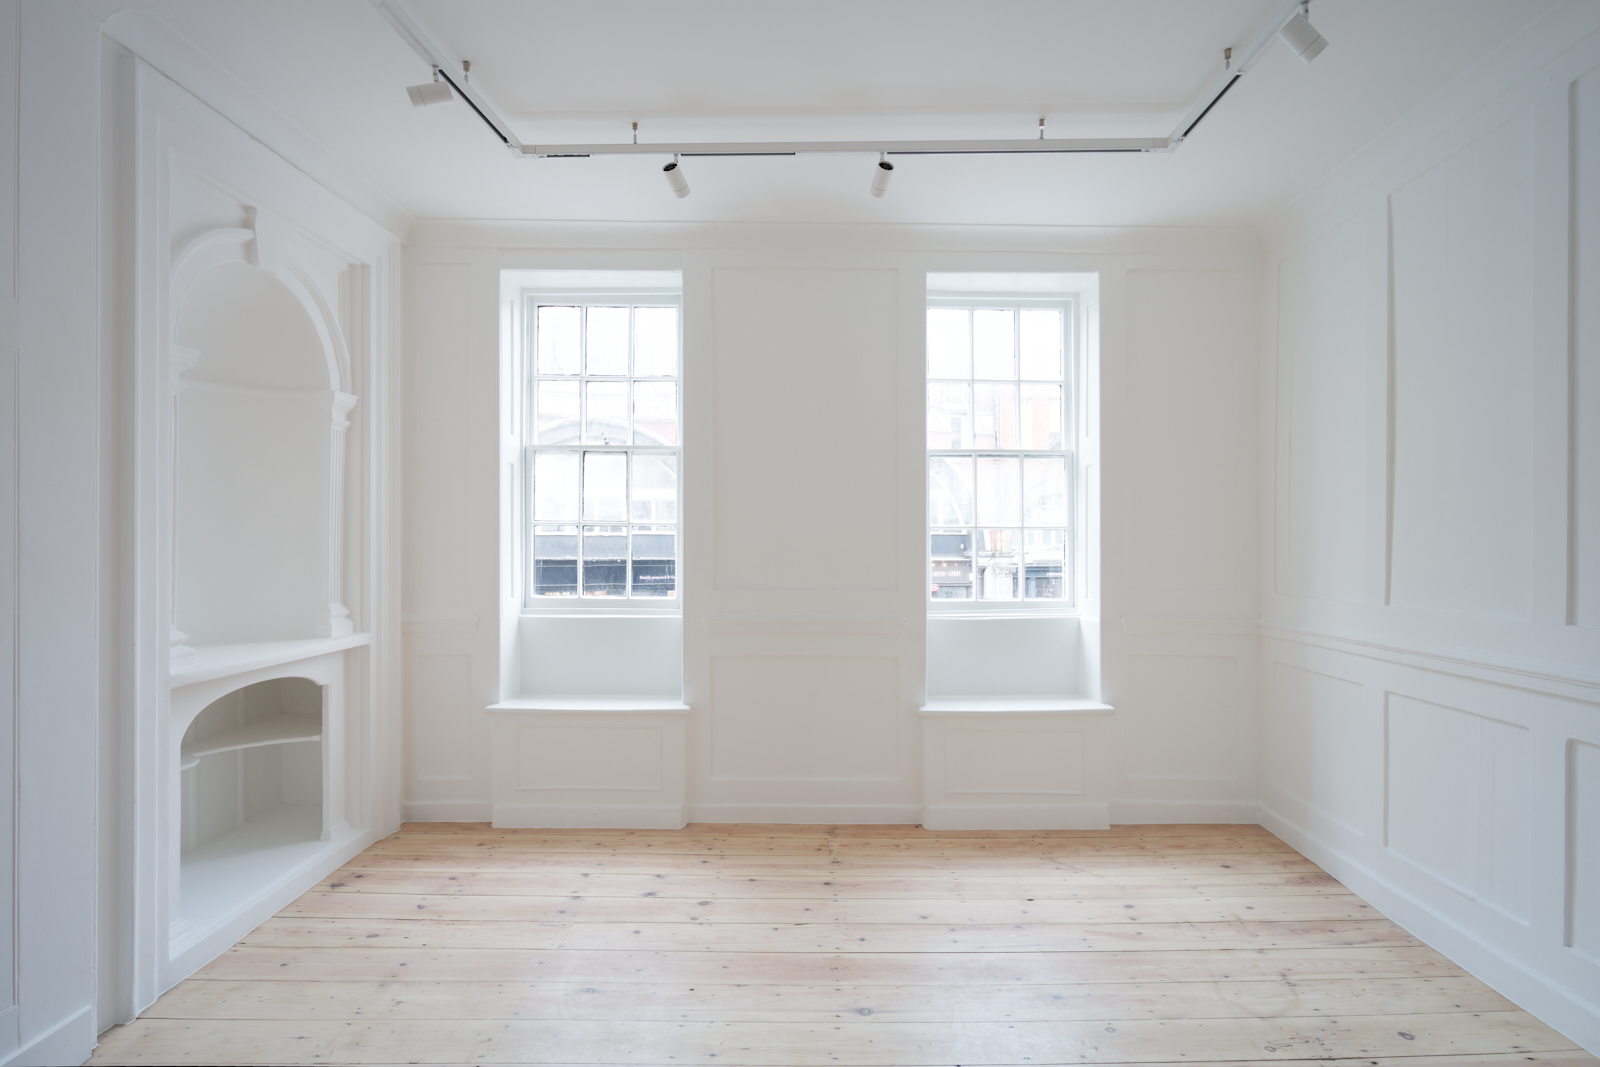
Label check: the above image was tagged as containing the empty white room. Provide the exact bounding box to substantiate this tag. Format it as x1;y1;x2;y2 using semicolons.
1;1;1598;1064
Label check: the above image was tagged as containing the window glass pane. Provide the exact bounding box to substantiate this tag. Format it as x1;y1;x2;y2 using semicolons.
975;455;1021;526
926;308;970;378
581;525;628;597
536;306;581;375
927;382;972;450
586;306;630;375
928;456;974;527
631;526;676;597
634;381;678;445
584;381;629;445
1023;455;1067;526
930;529;972;599
1019;308;1063;380
1024;529;1065;599
532;451;580;521
630;454;677;523
975;528;1019;600
973;383;1018;449
1020;383;1063;450
972;309;1015;380
535;379;580;444
532;524;578;596
582;452;628;521
634;307;678;377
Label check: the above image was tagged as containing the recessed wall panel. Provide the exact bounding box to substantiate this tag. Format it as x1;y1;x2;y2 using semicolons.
1389;112;1535;619
517;725;662;791
710;655;898;780
1126;270;1252;594
1574;68;1600;628
945;729;1085;795
411;261;475;617
1275;217;1367;602
1570;739;1600;962
1386;694;1481;892
926;616;1079;697
1125;655;1238;781
1386;693;1532;919
1269;662;1369;834
411;653;473;781
518;616;682;697
711;268;898;591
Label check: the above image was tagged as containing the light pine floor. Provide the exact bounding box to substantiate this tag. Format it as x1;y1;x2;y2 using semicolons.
90;823;1598;1066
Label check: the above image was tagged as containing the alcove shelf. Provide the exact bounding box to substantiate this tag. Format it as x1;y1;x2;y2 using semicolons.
179;712;323;770
170;633;371;689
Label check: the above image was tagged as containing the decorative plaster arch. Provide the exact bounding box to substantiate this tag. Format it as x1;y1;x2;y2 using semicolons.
169;669;334;743
169;224;351;394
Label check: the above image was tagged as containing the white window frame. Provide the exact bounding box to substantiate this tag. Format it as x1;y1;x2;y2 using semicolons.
513;285;683;617
926;291;1079;617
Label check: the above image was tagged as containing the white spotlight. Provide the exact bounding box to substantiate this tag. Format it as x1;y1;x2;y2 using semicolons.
406;74;454;107
1277;6;1328;63
870;155;894;198
663;156;690;198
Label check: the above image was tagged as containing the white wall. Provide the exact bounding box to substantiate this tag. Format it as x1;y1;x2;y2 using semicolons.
402;224;1259;825
0;3;104;1065
1258;4;1600;1053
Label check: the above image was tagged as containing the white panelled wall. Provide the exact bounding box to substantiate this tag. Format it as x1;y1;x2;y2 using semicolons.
401;227;1261;828
0;0;1597;1063
1258;5;1600;1053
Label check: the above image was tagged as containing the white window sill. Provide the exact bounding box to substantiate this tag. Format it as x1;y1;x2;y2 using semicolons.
919;698;1114;715
927;605;1083;619
487;696;690;714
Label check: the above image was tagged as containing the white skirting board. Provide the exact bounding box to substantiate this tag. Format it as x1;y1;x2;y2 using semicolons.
921;801;1110;831
493;803;686;829
2;1006;94;1067
408;801;1265;828
686;803;923;825
403;800;493;823
1261;805;1600;1057
1109;799;1262;824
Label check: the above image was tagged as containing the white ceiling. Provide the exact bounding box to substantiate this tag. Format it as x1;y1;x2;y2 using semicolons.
85;0;1556;232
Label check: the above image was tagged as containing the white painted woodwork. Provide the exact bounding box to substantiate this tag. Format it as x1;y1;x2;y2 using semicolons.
406;231;1256;831
102;50;404;1040
485;704;690;829
0;4;103;1064
918;707;1116;829
1575;63;1600;630
1258;9;1600;1055
517;615;682;697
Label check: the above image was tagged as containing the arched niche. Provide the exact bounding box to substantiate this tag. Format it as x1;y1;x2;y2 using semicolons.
174;261;349;644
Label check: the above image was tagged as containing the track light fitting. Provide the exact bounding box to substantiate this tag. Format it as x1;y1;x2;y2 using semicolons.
1277;5;1328;63
870;155;894;198
663;155;690;198
406;72;453;107
379;0;1326;159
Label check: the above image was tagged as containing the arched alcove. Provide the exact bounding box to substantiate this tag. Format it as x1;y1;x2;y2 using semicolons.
174;261;341;644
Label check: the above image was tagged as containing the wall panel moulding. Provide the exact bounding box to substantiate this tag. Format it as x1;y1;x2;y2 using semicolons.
116;56;403;1023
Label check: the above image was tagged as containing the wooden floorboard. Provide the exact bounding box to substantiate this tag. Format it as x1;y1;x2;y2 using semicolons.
89;823;1598;1066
